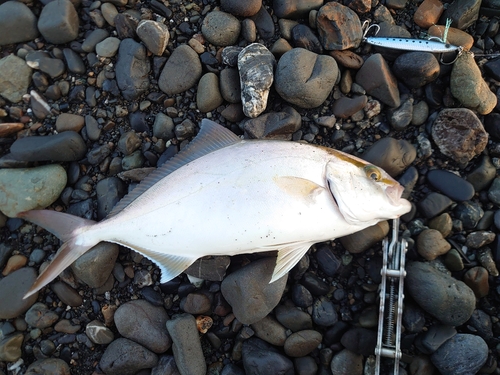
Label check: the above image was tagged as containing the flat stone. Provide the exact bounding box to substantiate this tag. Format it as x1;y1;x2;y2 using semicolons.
316;2;363;50
96;37;121;57
418;192;453;219
38;0;79;44
115;38;151;100
10;131;87;162
432;108;488;167
0;267;38;319
221;257;287;324
0;55;32;103
55;113;85;133
238;43;275;118
427;169;475;201
137;20;169;56
159;45;201;95
275;48;338;108
100;338;158;375
275;304;313;332
0;1;39;45
0;165;67;217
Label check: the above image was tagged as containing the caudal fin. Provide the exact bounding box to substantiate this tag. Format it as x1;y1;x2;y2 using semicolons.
17;210;98;299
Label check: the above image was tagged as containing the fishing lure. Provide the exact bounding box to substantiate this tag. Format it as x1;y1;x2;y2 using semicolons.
361;20;464;63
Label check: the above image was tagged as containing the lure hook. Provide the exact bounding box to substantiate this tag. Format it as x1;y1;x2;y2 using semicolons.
362;21;380;40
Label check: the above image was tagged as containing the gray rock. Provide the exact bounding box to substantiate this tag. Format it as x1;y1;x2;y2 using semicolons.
220;68;241;103
251;315;287;346
221;257;287;324
51;281;82;307
184;256;231;281
63;48;86;74
427;169;475;201
85;115;101;142
312;296;338;326
284;330;322;357
0;1;39;45
137;20;169;56
0;165;67;217
25;303;59;328
244;106;301;140
242;338;294;375
55;113;84;133
13;130;84;161
275;304;313;332
330;349;363;375
418;192;453;219
96;37;121;57
96;177;126;220
273;0;323;18
275;48;338;108
0;267;38;319
153;113;175;140
117;130;141;155
38;0;79;44
454;200;484;229
316;2;363;50
114;299;171;353
332;95;368;119
116;38;151;100
180;292;212;314
442;0;481;29
356;53;400;107
25;358;71;375
100;338;158;375
85;320;114;344
26;51;66;78
361;137;416;177
0;54;32;103
431;334;488;375
388;97;414;130
468;309;494;341
291;24;323;54
197;72;224;113
71;243;119;288
451;52;497;115
416;324;457;354
82;28;110;52
393;52;440;88
488;177;500;206
250;6;274;40
122;150;145;170
432;108;488;168
166;314;206;375
151;355;181;375
238;43;276;118
340;327;377;356
202;10;241;46
159;45;201;95
406;261;476;326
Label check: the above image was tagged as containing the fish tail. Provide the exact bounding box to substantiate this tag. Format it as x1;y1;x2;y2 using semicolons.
17;210;98;299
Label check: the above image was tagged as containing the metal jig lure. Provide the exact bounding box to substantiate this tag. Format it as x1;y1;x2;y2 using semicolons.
361;20;463;64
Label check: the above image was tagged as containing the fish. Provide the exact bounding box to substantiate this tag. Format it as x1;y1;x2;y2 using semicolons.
18;119;411;298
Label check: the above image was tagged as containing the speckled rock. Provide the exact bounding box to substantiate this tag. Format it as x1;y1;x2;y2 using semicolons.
330;349;363;375
201;10;241;46
0;54;33;103
432;108;488;168
221;257;287;324
451;52;497;115
0;165;67;217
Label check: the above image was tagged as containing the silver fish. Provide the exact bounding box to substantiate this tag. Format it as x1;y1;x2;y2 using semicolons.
19;120;411;298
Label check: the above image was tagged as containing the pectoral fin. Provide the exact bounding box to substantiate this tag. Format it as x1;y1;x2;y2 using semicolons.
270;242;314;283
273;177;324;204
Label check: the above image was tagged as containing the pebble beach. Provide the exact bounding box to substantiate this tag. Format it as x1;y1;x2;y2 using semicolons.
1;0;500;374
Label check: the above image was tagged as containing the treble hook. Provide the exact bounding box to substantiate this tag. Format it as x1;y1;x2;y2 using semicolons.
362;21;380;40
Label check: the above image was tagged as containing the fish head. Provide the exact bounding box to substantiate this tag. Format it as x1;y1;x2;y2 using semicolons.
324;150;411;226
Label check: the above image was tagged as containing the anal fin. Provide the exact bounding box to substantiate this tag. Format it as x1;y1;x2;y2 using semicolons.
270;242;314;283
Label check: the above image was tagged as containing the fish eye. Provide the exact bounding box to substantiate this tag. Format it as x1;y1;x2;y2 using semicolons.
364;165;381;181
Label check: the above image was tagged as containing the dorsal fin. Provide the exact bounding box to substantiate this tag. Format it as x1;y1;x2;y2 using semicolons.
107;119;241;218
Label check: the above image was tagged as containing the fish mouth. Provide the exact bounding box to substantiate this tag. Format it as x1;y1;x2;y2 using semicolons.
385;184;405;205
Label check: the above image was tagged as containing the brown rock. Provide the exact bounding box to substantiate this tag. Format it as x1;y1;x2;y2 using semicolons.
0;123;24;137
340;221;389;254
428;25;474;51
316;2;363;50
284;330;322;357
2;255;27;276
432;108;488;167
464;266;489;298
414;0;444;28
428;213;453;237
416;229;451;260
329;50;364;69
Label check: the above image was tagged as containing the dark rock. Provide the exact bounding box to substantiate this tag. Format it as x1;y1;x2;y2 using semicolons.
284;330;322;357
431;334;488;375
315;245;341;276
100;338;158;375
312;296;338;327
454;201;484;229
291;284;313;308
244;106;301;139
427;169;475;201
388;97;413;130
273;0;323;18
332;95;368;119
115;38;151;100
220;68;241;104
406;261;476;326
38;0;79;44
242;338;294;375
463;266;489;298
26;358;70;375
250;5;274;40
0;1;39;45
82;29;109;52
340;327;377;356
393;52;440;88
330;349;364;375
416;325;457;354
25;303;59;328
441;0;481;29
185;256;231;281
361;137;416;177
0;267;38;319
275;304;313;332
114;13;139;39
221;0;261;16
301;272;329;295
418;192;453;219
63;48;85;75
340;221;389;254
291;24;323;54
96;177;126;220
250;315;287;346
71;242;119;288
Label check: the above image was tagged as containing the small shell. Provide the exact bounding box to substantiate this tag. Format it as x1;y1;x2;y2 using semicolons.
196;315;213;334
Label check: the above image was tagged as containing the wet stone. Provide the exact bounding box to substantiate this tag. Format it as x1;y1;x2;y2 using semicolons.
115;13;139;39
316;2;363;50
238;43;275;118
100;338;158;375
242;337;294;375
427;169;475;201
180;292;212;314
431;334;488;375
454;201;484;229
312;296;338;327
403;302;426;333
301;272;329;296
361;137;416;177
0;332;25;362
10;131;86;162
275;48;338;108
418;192;453;219
0;268;38;319
429;213;453;238
291;24;323;54
118;131;141;156
406;261;475;326
26;51;67;79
